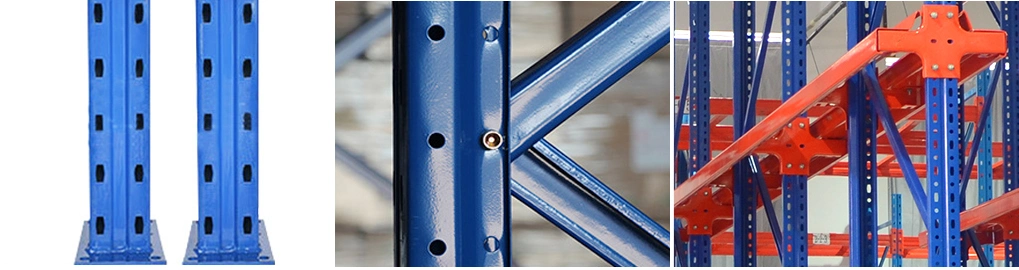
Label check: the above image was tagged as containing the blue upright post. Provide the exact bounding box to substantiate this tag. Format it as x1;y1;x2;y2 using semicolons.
781;1;808;266
77;0;164;265
185;0;273;264
976;69;996;266
732;1;757;266
392;1;510;266
1003;1;1019;266
847;1;878;267
891;194;903;267
687;1;712;267
925;77;962;267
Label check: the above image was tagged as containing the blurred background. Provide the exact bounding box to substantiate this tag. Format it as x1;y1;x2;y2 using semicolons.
335;1;669;266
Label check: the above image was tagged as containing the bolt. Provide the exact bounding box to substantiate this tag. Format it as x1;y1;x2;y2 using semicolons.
947;12;954;19
948;64;955;71
799;164;805;169
932;64;939;71
787;123;793;128
693;225;699;229
786;163;793;168
703;191;709;196
931;12;938;19
483;236;500;252
798;122;805;129
481;130;503;150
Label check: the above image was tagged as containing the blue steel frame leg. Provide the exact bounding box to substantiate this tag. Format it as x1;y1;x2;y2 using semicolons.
891;194;903;267
732;1;757;266
1003;1;1019;266
925;77;962;267
781;1;808;266
77;0;164;265
185;0;273;265
847;1;878;267
976;69;996;266
392;1;510;266
687;1;712;267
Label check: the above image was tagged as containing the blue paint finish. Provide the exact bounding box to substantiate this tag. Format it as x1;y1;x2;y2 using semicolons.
78;0;164;265
688;235;711;267
187;0;272;265
1004;1;1019;266
976;69;995;266
847;2;878;266
732;1;757;266
863;67;930;228
744;1;775;129
511;139;668;266
392;1;510;266
508;1;668;160
781;1;808;266
891;194;903;267
925;78;962;267
688;1;710;177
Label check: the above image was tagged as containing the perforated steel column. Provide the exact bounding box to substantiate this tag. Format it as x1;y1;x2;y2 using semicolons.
184;0;273;264
77;0;164;265
393;1;510;266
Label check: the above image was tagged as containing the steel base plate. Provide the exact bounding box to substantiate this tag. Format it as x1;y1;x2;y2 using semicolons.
75;220;166;265
183;220;275;265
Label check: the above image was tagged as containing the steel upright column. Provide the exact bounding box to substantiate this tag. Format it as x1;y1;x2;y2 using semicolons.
77;0;164;265
686;1;712;267
185;0;273;265
732;1;757;267
393;1;510;267
1003;1;1019;266
846;1;878;267
976;68;995;266
890;194;903;267
781;1;808;266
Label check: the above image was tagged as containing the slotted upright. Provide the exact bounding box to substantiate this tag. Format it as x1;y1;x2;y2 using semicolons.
184;0;273;265
77;0;164;265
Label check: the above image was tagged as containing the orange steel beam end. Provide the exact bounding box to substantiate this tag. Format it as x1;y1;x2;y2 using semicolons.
673;36;882;208
674;4;1006;213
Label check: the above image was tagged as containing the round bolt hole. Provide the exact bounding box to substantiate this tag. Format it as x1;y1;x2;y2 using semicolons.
948;39;954;44
150;256;161;260
429;239;447;255
481;130;503;150
259;256;270;260
428;25;445;41
482;26;499;42
930;39;936;44
79;257;88;261
428;133;445;149
483;236;500;252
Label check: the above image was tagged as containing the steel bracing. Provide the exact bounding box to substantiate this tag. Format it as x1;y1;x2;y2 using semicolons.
392;1;669;266
676;1;1019;266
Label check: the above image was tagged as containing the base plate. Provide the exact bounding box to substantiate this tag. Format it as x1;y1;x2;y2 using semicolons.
75;220;167;265
183;219;275;265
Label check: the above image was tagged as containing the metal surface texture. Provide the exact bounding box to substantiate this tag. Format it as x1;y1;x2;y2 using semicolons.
891;194;903;266
79;0;163;265
781;1;808;265
731;2;758;266
847;2;878;266
392;1;510;266
186;0;272;265
674;1;1016;266
1003;1;1019;266
684;1;710;266
507;1;668;161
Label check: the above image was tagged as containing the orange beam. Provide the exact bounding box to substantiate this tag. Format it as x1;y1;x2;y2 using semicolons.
708;232;1011;260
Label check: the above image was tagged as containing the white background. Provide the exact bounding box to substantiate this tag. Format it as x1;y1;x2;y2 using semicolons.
0;0;335;267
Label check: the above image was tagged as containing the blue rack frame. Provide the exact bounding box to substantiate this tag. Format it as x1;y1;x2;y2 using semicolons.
732;2;758;266
686;1;711;267
77;0;164;265
184;0;273;265
781;1;808;266
891;194;903;267
393;1;669;267
847;2;879;267
976;68;996;266
1003;1;1019;266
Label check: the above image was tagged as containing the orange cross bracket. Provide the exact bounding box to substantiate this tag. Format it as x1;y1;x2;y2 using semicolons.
874;5;1006;78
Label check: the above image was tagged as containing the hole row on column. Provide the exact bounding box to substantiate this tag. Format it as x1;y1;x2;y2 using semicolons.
94;164;145;183
202;216;254;235
92;3;145;24
201;2;254;24
201;164;254;183
93;215;146;235
93;114;145;131
202;58;254;78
